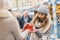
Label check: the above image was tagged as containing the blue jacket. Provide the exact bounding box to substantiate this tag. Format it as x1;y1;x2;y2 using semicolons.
19;15;32;29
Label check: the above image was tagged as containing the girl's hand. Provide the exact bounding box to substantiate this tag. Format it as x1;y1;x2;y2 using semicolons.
29;28;38;33
22;23;38;33
22;23;33;32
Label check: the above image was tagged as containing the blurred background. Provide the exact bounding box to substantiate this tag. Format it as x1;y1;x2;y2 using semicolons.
6;0;60;40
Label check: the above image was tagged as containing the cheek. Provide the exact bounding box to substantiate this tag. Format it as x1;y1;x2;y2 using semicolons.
41;15;45;18
38;15;41;18
39;16;45;19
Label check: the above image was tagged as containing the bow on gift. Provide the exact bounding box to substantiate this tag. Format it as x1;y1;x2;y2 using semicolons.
22;23;33;32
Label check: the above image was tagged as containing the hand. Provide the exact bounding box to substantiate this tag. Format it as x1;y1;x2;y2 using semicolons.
29;28;38;33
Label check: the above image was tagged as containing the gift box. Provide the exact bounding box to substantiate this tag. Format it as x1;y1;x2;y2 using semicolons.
22;23;33;32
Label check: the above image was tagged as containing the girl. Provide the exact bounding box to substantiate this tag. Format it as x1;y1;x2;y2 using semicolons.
30;5;51;40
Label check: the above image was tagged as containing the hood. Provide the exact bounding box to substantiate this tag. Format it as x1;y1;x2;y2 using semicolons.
0;10;13;18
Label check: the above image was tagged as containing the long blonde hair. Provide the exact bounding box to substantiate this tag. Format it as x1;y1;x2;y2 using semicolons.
31;13;51;33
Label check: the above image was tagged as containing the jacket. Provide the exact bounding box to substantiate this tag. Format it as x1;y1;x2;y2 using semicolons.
30;14;51;40
19;16;32;29
0;9;29;40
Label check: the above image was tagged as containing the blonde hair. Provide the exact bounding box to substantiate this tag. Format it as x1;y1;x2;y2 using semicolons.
31;13;38;25
31;13;51;33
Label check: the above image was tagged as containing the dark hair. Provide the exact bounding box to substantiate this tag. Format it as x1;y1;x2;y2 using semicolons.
37;12;47;16
8;9;12;12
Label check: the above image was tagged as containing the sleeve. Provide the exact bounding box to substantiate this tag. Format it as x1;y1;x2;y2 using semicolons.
10;18;29;40
35;30;43;38
30;33;34;40
19;18;22;28
19;19;21;27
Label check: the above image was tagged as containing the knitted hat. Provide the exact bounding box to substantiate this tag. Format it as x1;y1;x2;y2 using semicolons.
37;5;48;15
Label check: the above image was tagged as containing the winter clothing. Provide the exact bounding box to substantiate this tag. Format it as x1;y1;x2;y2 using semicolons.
19;16;32;29
30;5;51;40
30;13;51;40
0;9;29;40
0;0;29;40
37;5;48;15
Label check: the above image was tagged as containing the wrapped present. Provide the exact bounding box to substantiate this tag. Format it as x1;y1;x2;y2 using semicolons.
22;23;33;32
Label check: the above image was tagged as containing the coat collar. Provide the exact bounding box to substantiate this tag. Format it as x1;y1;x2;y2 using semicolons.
0;9;12;18
22;15;31;22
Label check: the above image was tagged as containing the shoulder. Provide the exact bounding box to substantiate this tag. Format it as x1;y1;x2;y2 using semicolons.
0;10;13;18
28;16;32;19
0;10;12;14
19;16;23;21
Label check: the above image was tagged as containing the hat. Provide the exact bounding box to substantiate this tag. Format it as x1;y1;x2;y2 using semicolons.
37;5;48;15
43;2;50;6
29;8;37;12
